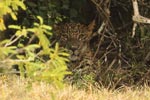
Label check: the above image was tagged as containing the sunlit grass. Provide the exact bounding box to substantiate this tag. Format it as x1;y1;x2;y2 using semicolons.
0;75;150;100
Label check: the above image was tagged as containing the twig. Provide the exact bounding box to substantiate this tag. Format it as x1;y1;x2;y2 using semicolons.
132;0;150;37
5;35;22;47
132;23;137;37
0;59;32;64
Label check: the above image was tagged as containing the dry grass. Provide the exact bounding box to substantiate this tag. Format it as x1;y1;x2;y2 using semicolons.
0;75;150;100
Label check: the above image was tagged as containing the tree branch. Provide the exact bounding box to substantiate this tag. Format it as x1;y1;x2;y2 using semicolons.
132;0;150;37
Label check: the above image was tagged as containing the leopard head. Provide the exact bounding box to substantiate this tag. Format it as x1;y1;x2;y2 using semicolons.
54;21;95;62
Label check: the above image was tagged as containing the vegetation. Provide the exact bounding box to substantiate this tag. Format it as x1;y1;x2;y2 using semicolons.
0;0;70;88
0;75;150;100
1;0;150;99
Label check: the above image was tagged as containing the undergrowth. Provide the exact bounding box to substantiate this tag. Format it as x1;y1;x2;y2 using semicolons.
0;75;150;100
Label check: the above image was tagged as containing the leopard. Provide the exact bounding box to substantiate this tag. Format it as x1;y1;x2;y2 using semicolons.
53;21;98;81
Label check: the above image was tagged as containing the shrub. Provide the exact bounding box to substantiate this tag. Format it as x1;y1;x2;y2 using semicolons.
0;0;71;88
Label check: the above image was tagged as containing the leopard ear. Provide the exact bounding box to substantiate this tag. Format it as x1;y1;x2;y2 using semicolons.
88;20;95;31
86;19;95;38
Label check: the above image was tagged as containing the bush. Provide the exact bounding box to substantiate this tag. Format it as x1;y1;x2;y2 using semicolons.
0;0;71;88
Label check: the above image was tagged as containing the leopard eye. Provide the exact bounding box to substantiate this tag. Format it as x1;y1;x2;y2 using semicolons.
78;34;85;40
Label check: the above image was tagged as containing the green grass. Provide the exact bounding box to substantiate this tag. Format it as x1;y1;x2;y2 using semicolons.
0;75;150;100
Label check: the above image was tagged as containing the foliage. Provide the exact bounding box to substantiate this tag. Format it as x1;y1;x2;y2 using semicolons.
0;0;26;30
23;0;64;26
22;0;91;26
0;0;71;88
1;0;150;88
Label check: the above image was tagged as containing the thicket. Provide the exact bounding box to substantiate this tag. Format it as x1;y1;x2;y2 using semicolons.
1;0;150;88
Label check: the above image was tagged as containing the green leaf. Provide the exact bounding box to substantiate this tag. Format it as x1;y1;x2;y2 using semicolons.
15;30;22;36
33;23;39;27
0;39;10;45
8;25;21;29
10;12;17;20
37;16;43;24
17;1;26;10
24;44;40;51
41;25;52;30
0;18;6;31
58;52;70;57
27;28;35;33
0;46;17;56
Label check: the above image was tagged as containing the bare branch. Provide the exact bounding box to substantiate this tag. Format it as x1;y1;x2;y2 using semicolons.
132;0;150;37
